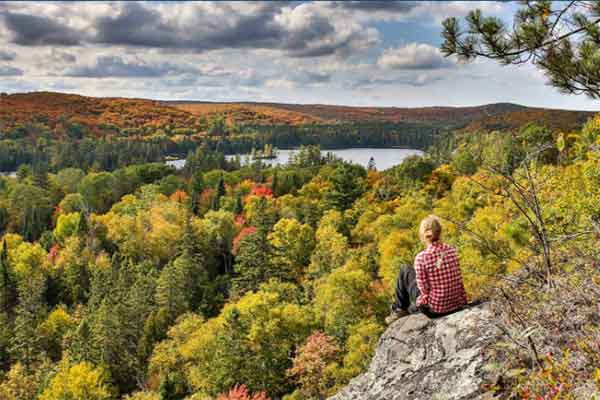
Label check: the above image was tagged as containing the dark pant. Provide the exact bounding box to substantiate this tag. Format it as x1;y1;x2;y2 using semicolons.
393;265;421;313
392;265;450;319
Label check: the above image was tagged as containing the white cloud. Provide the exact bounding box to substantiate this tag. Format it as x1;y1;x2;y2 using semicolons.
0;1;595;111
327;1;506;23
377;43;454;70
265;78;296;89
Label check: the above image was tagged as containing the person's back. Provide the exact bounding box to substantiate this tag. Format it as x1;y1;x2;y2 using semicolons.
414;241;467;315
387;214;468;324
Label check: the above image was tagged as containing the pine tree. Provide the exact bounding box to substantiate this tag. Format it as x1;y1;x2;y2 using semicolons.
32;160;49;189
441;2;600;98
0;239;15;314
77;212;88;237
16;164;32;183
155;261;189;325
65;318;93;364
252;196;277;234
0;311;11;369
271;172;280;196
10;274;46;366
212;175;226;210
234;193;244;215
211;308;254;395
178;215;213;315
189;172;205;214
232;230;272;297
325;163;367;211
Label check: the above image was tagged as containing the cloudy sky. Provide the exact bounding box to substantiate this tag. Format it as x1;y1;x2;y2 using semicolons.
0;1;597;110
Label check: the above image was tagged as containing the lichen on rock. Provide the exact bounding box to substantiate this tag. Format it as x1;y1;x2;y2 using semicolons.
328;304;500;400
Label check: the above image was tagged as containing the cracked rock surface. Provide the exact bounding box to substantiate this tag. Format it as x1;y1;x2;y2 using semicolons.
328;304;500;400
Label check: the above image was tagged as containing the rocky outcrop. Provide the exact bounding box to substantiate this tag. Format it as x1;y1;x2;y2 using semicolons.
329;304;500;400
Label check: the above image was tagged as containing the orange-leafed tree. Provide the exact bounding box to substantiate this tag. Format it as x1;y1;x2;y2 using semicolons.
217;384;270;400
288;331;341;399
232;227;257;256
169;190;188;204
249;184;273;199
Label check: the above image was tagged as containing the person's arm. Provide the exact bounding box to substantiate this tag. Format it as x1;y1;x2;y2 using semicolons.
415;254;430;306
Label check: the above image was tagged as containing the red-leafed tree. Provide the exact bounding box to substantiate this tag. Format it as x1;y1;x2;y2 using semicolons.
217;384;270;400
288;331;341;399
232;227;257;256
249;185;273;199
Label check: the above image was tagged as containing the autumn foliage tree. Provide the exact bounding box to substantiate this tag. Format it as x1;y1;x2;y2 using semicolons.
217;385;271;400
288;331;341;399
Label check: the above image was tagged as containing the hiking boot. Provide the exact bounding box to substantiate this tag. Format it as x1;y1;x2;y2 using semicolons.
385;309;409;325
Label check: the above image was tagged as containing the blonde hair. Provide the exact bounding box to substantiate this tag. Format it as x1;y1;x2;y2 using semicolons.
419;214;442;243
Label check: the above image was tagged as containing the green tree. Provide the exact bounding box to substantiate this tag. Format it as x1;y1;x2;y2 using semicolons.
32;160;49;189
441;1;600;98
0;311;11;371
212;175;226;210
189;172;205;214
77;172;118;213
245;196;278;233
234;193;244;215
173;286;314;397
155;261;190;326
10;273;46;366
391;155;436;189
324;163;367;211
0;239;16;314
16;164;32;183
290;145;323;168
38;306;76;361
158;175;184;197
232;230;272;297
77;211;89;237
271;172;280;197
56;168;86;194
9;184;54;241
59;193;86;214
68;260;158;393
53;212;81;244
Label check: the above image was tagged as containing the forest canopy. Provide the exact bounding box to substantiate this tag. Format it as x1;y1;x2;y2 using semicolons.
0;108;599;398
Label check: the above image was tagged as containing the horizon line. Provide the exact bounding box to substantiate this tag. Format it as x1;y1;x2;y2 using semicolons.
3;90;599;113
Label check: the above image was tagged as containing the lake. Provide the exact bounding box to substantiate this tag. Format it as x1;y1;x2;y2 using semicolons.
167;148;424;171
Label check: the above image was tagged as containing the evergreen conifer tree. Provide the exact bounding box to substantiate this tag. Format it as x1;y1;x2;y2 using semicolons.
212;175;226;210
232;230;272;297
10;274;46;366
441;1;600;98
0;239;14;314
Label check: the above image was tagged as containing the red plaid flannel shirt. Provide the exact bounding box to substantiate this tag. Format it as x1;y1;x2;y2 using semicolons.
415;242;467;314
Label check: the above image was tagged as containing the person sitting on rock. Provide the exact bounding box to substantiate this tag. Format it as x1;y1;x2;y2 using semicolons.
386;214;468;324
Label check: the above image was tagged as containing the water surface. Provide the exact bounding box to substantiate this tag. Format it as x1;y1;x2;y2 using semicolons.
168;148;424;171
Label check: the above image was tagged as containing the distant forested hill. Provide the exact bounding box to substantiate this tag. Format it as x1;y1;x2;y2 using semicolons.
0;92;593;135
0;92;194;133
169;100;595;130
0;92;595;173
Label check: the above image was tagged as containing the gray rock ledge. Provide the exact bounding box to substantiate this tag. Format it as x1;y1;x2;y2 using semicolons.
328;304;500;400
